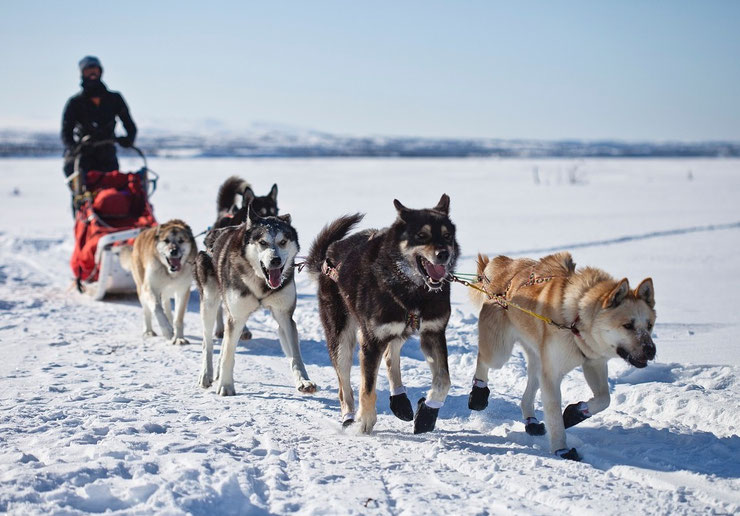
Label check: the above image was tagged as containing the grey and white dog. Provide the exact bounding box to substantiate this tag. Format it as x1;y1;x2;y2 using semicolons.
195;206;316;394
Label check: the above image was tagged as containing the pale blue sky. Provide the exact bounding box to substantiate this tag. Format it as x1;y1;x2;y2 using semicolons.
1;1;738;140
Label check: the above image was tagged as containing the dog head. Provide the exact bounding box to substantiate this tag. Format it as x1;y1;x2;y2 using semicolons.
392;194;459;291
242;183;279;217
590;278;656;368
243;204;299;289
155;220;195;274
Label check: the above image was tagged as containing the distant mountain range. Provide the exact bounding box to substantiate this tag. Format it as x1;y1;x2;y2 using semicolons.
1;127;738;158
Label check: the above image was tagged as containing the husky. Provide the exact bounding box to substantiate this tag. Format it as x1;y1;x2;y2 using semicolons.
305;195;459;434
209;176;279;340
195;205;316;394
121;219;197;344
468;252;656;460
212;175;279;231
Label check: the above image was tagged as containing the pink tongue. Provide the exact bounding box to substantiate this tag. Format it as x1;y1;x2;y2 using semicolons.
424;262;447;281
168;257;181;271
268;268;282;288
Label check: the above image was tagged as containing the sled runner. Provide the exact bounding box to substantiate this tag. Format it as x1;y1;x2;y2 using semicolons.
67;138;158;299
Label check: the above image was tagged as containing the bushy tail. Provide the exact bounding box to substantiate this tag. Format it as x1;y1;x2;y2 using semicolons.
305;214;364;277
469;253;491;309
217;176;250;215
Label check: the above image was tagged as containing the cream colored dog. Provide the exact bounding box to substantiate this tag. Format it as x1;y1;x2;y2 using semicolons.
468;252;656;461
122;219;197;344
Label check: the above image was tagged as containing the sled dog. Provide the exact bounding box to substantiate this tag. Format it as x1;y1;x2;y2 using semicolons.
208;176;279;340
305;195;459;434
468;252;656;460
122;219;197;344
195;205;316;394
211;175;279;231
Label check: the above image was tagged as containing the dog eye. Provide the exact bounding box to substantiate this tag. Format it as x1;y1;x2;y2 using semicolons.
443;233;452;242
279;239;287;246
164;238;170;244
647;321;653;331
623;321;635;331
178;239;184;244
416;232;429;241
259;240;269;246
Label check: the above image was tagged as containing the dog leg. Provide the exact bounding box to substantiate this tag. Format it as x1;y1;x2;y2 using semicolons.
540;357;580;460
333;324;357;426
356;333;383;434
416;327;451;434
216;306;250;396
562;358;609;428
197;282;220;388
469;305;511;411
384;338;413;421
163;294;174;328
141;297;156;337
521;348;545;435
141;286;173;339
215;305;225;339
272;307;316;393
171;287;190;345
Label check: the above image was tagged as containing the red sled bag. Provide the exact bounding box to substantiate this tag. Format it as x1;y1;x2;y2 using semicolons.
70;169;156;282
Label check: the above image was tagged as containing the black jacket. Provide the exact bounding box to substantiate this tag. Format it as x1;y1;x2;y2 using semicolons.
61;83;136;150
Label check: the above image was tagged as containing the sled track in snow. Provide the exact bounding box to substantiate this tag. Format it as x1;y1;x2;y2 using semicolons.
471;221;740;258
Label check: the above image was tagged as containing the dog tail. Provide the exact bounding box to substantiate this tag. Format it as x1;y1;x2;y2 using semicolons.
469;253;491;309
305;214;364;278
119;245;133;272
217;176;251;215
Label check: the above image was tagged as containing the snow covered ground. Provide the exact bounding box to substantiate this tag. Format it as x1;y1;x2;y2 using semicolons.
1;157;738;515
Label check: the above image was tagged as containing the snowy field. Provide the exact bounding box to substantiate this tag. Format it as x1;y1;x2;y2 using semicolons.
1;157;739;515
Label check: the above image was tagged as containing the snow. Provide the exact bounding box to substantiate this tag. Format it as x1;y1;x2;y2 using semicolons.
1;157;739;515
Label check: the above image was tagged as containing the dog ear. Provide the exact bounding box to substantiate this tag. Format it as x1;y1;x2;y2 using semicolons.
246;202;260;227
603;278;630;309
635;278;655;308
434;194;450;215
269;183;278;201
393;199;410;220
278;213;291;225
242;187;255;209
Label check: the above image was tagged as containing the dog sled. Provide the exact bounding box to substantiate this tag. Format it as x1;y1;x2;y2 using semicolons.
67;138;158;299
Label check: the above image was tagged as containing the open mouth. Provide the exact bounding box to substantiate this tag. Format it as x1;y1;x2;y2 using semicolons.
261;264;284;289
416;255;448;287
166;256;182;273
617;347;648;368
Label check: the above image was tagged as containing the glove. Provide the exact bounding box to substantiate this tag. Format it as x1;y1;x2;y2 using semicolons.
116;136;133;148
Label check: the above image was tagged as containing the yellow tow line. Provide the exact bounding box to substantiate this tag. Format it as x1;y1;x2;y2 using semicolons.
449;274;580;334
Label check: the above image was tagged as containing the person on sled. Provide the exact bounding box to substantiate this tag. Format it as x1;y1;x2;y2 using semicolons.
61;56;137;180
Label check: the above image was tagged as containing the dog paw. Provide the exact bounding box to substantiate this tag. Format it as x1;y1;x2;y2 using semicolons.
296;379;317;393
240;328;253;341
143;330;156;337
524;417;546;436
555;448;582;461
389;393;414;421
563;401;591;428
171;337;189;346
217;382;236;396
214;329;224;339
468;385;490;411
413;398;440;434
356;412;377;434
198;372;213;389
162;329;174;340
